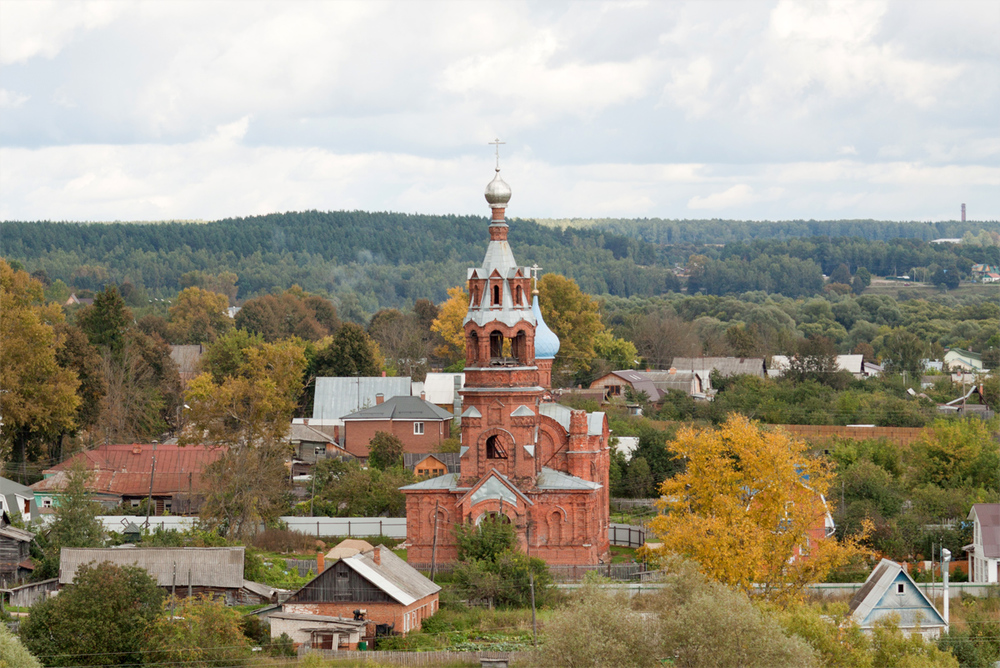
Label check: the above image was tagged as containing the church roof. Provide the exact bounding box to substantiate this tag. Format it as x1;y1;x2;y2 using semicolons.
538;403;605;436
399;473;459;491
536;467;602;491
531;295;560;360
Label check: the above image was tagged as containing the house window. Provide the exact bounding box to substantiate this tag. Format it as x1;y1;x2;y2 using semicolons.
337;570;349;580
41;498;52;508
414;422;425;435
131;499;141;507
897;583;905;594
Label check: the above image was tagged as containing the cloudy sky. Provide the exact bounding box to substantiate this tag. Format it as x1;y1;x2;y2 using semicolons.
1;0;997;222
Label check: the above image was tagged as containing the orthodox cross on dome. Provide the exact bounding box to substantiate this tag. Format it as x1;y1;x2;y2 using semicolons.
489;138;505;170
530;264;542;293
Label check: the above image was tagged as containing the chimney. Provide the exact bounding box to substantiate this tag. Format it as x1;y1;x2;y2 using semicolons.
317;551;325;574
961;203;966;222
303;418;309;426
420;391;426;402
372;546;381;566
132;445;142;455
381;371;386;377
375;393;384;405
669;367;676;374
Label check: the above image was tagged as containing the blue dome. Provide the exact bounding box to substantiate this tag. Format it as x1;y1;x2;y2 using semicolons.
531;295;560;360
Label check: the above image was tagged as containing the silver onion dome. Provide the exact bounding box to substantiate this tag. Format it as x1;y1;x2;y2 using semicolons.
484;169;512;208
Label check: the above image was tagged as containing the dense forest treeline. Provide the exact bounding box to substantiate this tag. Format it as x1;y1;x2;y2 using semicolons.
2;212;998;318
538;217;1000;244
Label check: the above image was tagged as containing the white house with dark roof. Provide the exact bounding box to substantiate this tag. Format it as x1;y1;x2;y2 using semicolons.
965;504;1000;583
849;559;947;639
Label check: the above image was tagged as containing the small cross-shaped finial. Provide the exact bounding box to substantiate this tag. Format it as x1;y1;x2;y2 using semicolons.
489;138;505;170
529;263;542;291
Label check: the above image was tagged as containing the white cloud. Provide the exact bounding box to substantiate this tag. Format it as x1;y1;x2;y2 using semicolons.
0;0;124;64
0;89;29;107
688;184;784;210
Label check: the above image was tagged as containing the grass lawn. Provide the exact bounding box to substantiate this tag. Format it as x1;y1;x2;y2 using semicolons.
610;545;639;563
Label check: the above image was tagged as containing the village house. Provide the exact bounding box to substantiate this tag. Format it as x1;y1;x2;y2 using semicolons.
311;376;411;424
404;452;460;478
944;348;985;372
286;421;354;476
590;369;711;403
340;395;453;460
0;476;38;523
768;354;882;379
59;547;280;605
0;511;34;585
30;443;225;514
849;559;947;639
670;356;767;378
168;344;205;386
282;545;440;635
268;612;368;651
965;503;999;583
401;164;611;567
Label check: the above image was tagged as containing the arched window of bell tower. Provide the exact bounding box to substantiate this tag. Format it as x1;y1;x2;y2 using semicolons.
489;331;503;360
469;331;479;365
513;330;527;364
515;285;523;305
486;435;508;459
492;284;501;306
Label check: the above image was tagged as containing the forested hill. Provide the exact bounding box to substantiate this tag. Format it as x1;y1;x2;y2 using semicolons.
536;217;1000;244
2;212;998;315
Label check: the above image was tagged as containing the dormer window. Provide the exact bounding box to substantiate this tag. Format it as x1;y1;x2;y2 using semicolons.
515;285;523;304
492;284;501;306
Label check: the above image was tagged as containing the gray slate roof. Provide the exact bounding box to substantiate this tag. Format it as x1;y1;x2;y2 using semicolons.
970;504;1000;558
312;377;412;421
670;357;766;378
538;403;605;436
340;396;453;422
59;547;245;588
0;476;38;523
269;611;367;629
537;467;602;491
400;473;459;491
848;559;945;630
287;423;335;444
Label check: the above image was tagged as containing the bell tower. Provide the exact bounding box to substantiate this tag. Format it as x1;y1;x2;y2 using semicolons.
459;146;544;484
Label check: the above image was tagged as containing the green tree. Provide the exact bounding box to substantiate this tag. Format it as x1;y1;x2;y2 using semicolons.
537;273;604;382
0;623;42;668
623;456;653;498
455;514;517;562
21;562;164;666
76;285;130;353
183;339;307;538
452;516;551;609
34;463;105;579
144;595;251;667
367;431;404;471
592;330;639;370
881;329;926;381
851;267;872;295
307;461;411;517
313;322;383;377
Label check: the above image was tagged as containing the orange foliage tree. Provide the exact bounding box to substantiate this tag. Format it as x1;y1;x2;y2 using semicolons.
647;414;868;604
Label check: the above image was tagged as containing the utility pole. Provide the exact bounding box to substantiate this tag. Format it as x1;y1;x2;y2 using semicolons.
430;501;440;581
145;442;158;528
530;572;538;647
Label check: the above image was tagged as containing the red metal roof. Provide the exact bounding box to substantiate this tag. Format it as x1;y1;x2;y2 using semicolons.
36;444;226;496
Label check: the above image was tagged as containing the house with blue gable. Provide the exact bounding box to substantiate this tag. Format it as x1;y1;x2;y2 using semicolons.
849;558;947;640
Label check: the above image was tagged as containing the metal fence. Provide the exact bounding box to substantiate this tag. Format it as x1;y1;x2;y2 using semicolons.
300;648;531;665
610;498;658;511
281;516;407;538
609;523;645;548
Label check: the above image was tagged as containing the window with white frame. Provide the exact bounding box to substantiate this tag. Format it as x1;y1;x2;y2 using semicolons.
413;422;424;435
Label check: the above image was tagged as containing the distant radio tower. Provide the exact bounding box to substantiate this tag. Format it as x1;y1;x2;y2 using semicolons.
961;203;966;222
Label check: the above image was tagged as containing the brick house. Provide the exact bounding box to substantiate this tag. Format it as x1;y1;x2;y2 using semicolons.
340;396;453;460
401;164;611;567
282;545;440;635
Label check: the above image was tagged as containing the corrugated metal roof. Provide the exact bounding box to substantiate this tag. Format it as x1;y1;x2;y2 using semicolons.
341;396;453;422
312;377;412;421
670;357;765;378
59;547;244;587
539;403;571;432
403;452;460;473
34;444;224;497
420;373;465;405
269;611;367;628
970;504;1000;558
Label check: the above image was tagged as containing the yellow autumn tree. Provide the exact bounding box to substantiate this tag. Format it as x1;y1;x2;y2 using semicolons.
646;414;867;604
430;286;468;363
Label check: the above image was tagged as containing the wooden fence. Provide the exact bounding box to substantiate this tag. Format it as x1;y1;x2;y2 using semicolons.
299;648;531;665
775;424;928;446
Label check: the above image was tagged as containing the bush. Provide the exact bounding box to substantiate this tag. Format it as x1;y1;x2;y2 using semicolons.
252;527;321;554
0;623;42;668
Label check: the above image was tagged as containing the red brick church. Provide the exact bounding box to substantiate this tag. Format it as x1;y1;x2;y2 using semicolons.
401;160;611;566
